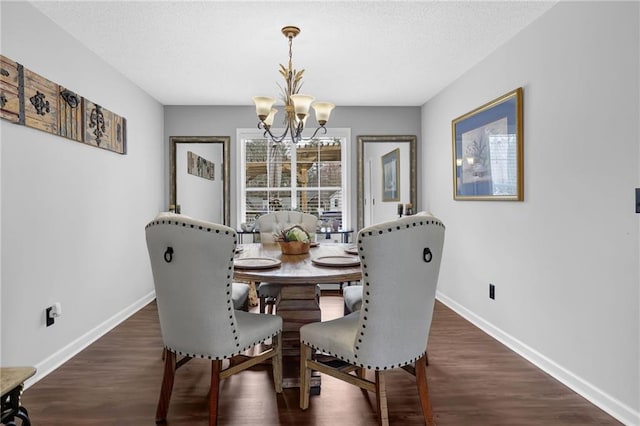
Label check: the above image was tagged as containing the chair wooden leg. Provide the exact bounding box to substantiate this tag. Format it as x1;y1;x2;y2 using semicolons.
356;367;368;397
415;353;435;426
375;370;390;426
259;296;266;313
209;360;222;426
300;343;312;410
156;351;176;423
272;333;283;393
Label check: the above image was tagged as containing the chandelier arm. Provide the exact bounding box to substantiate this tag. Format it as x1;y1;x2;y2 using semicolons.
289;120;299;144
308;125;328;140
259;122;287;143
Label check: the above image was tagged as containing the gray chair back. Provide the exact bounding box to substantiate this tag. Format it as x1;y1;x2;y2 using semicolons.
354;215;445;369
257;211;318;243
145;213;240;359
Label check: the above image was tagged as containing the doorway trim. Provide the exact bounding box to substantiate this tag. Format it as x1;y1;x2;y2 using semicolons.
170;136;230;226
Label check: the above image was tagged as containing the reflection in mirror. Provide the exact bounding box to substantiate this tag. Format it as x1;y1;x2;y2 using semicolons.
170;136;230;225
357;135;416;230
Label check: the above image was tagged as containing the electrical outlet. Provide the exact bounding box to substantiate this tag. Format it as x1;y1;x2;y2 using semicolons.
46;307;54;327
489;283;495;300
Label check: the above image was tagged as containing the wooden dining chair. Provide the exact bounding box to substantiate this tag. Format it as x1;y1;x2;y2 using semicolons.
256;211;320;314
300;215;445;425
145;214;283;426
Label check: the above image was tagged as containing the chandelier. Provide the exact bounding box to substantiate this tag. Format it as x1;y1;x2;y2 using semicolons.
253;26;335;144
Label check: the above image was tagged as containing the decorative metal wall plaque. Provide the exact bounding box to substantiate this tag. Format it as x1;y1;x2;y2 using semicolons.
0;54;127;154
30;91;50;115
58;87;82;142
89;104;106;144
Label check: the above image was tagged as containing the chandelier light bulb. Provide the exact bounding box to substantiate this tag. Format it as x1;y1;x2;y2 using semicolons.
253;96;276;120
312;102;335;126
295;114;309;127
290;94;315;119
264;108;278;127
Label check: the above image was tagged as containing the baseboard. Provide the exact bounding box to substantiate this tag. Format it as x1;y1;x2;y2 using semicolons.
25;290;156;389
436;291;640;426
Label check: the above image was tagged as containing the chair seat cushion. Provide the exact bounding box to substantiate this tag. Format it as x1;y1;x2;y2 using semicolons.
257;282;281;298
342;285;363;313
232;283;250;310
300;312;360;362
235;311;283;353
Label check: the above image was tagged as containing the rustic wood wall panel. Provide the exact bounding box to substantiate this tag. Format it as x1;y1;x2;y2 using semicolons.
23;68;59;135
111;114;127;154
0;54;127;155
58;87;83;142
82;99;126;154
0;55;22;123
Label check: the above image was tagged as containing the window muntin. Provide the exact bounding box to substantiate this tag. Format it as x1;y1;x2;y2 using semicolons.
239;130;349;230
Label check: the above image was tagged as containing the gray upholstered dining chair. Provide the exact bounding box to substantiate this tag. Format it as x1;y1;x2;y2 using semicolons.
342;284;363;315
341;211;435;315
231;282;250;311
145;213;283;426
153;212;250;311
300;214;445;426
256;211;319;314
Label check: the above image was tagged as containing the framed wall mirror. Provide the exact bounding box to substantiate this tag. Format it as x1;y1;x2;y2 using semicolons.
170;136;230;225
357;135;417;230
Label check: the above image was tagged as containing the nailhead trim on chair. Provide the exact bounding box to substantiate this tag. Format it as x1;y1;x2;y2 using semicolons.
301;217;443;370
299;339;427;371
164;329;282;360
148;216;281;359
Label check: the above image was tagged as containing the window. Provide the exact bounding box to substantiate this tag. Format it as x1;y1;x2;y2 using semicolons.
237;129;350;231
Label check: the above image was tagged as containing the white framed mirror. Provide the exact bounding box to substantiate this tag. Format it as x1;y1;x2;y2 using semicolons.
170;136;230;225
357;135;417;230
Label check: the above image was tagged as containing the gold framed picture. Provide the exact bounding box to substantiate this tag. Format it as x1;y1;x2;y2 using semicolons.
452;88;523;201
382;148;400;202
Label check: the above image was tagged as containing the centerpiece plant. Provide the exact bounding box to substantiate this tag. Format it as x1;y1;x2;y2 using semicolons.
274;225;311;254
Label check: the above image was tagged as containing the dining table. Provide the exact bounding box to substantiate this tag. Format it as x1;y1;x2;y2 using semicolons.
233;242;362;390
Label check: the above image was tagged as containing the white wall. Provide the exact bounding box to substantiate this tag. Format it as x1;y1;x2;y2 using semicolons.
164;106;421;231
0;2;165;385
176;143;223;222
422;2;639;424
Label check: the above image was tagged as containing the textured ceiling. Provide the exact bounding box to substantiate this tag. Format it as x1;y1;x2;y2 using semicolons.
30;1;557;106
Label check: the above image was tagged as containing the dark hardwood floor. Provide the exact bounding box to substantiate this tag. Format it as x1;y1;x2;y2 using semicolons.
22;294;620;425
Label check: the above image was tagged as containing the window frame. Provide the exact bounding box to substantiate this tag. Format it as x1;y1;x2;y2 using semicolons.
236;128;351;230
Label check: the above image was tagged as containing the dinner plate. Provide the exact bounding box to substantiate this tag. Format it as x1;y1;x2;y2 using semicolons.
234;257;282;270
311;255;360;267
344;245;358;255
